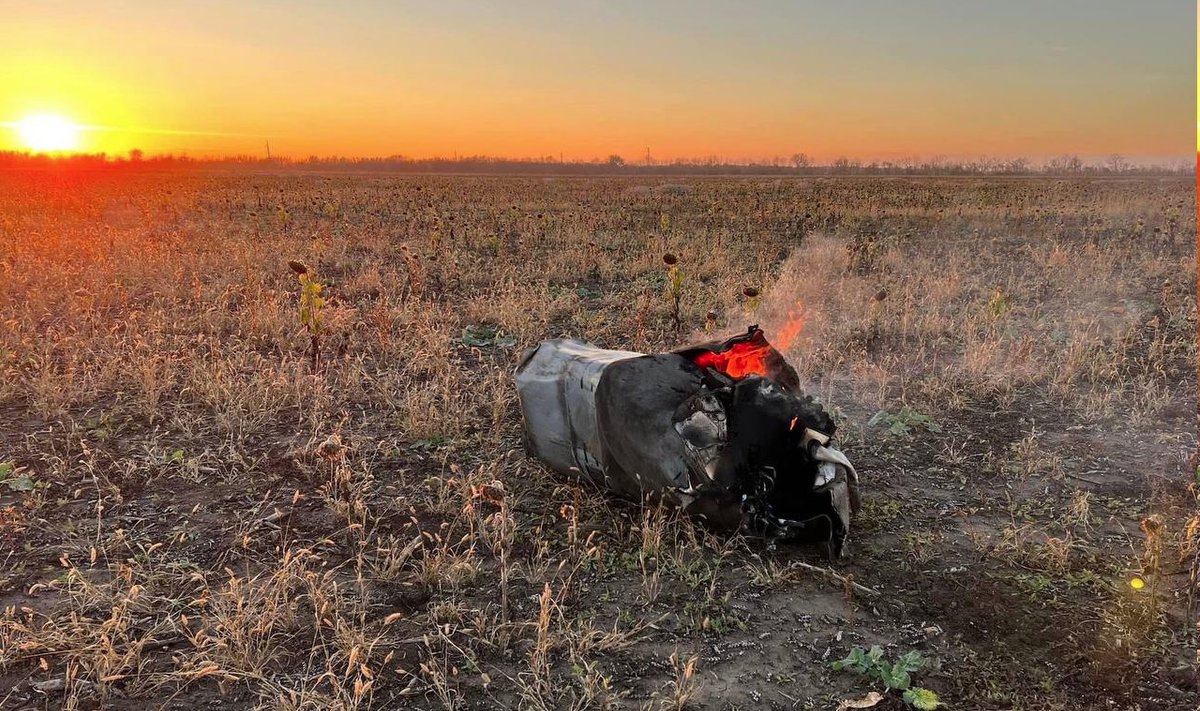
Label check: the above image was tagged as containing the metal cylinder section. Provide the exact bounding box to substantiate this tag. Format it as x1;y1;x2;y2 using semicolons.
513;339;642;487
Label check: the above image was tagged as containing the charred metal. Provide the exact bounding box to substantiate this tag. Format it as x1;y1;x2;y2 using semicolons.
514;326;860;558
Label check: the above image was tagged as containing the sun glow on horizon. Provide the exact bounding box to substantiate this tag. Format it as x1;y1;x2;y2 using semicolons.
0;3;1190;160
15;113;81;152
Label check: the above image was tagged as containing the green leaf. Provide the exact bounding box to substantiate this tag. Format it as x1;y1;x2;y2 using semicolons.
0;462;33;491
871;407;940;437
903;687;942;710
880;664;912;690
411;438;446;452
462;325;516;348
4;475;34;492
832;647;866;673
895;650;926;673
170;449;185;463
462;324;498;346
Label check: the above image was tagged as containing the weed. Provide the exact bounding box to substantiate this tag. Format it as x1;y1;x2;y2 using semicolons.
663;253;683;332
461;324;517;348
867;407;943;437
658;651;699;711
0;461;33;492
288;260;326;369
832;646;941;709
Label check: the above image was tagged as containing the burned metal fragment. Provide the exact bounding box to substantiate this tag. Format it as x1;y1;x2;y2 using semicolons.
514;326;859;556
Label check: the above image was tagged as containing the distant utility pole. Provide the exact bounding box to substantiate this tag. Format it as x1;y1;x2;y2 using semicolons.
645;146;651;165
265;139;271;160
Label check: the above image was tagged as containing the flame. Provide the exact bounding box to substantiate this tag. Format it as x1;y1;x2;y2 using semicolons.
692;340;776;380
688;326;799;387
773;311;806;353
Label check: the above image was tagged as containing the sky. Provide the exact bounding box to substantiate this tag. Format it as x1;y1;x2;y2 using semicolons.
0;0;1194;162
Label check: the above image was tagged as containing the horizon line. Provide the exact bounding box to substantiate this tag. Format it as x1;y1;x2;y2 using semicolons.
1;148;1192;169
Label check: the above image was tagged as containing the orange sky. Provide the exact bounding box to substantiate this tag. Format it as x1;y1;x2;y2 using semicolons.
1;1;1193;161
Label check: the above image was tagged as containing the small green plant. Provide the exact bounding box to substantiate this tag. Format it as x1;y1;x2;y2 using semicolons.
903;688;943;710
288;260;325;369
867;407;943;437
664;253;683;331
0;461;33;492
832;646;941;709
462;324;516;348
679;592;746;635
988;286;1011;317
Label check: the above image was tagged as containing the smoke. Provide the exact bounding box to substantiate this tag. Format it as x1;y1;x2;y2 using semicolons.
751;239;852;364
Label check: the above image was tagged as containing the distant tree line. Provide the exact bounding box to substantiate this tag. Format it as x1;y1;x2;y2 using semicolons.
0;149;1192;176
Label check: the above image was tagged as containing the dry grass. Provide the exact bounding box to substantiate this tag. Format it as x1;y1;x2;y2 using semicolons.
0;171;1195;709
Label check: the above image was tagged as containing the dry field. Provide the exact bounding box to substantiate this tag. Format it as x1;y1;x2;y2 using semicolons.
0;171;1196;710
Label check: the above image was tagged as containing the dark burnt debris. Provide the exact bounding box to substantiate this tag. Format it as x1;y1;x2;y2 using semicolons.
515;326;860;558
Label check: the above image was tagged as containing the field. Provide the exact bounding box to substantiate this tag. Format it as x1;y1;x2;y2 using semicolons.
0;171;1196;710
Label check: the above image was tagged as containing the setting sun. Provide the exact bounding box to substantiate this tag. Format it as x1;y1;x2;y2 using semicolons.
16;113;80;152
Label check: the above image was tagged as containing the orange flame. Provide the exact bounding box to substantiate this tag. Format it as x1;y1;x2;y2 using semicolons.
773;311;806;353
688;326;798;387
692;341;775;380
